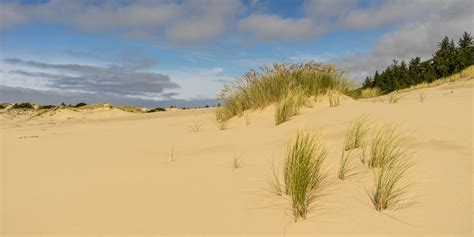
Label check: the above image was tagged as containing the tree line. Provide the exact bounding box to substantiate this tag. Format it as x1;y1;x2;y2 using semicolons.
362;31;474;93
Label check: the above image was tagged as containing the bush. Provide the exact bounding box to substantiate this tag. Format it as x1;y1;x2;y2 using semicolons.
39;105;56;109
284;131;327;221
217;61;352;122
75;102;87;107
148;107;166;113
12;103;33;109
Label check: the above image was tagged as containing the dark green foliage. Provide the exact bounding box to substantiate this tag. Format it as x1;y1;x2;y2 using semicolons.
40;105;56;109
363;31;474;94
148;107;166;112
0;104;6;109
75;102;87;107
12;103;34;109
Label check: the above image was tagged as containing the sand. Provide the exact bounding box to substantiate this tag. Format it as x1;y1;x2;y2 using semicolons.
1;79;472;236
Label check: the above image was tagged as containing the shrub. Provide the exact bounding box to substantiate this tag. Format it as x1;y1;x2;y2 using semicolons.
12;103;33;109
274;90;305;125
284;131;327;221
75;102;87;107
0;104;6;109
217;61;352;122
148;107;166;113
40;105;56;109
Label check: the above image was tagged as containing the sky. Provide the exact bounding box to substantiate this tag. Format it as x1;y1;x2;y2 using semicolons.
0;0;472;107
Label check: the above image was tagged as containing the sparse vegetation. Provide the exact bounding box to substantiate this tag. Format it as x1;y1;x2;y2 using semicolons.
12;103;34;109
338;149;350;180
360;87;382;99
274;90;305;125
368;125;405;169
371;158;412;211
267;160;284;196
190;117;203;132
284;131;327;221
344;116;369;150
328;91;341;107
216;61;352;122
388;93;402;103
232;153;243;170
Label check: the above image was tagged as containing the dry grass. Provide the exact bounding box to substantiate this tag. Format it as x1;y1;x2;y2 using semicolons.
232;153;243;170
267;160;284;196
360;87;382;99
190;117;203;132
328;91;341;107
284;131;327;221
216;61;352;122
275;90;306;125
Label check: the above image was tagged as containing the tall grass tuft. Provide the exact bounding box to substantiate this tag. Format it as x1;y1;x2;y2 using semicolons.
328;91;341;107
344;116;369;150
371;158;412;211
368;125;404;169
274;90;306;125
360;87;382;99
284;131;327;221
216;61;352;122
338;149;355;180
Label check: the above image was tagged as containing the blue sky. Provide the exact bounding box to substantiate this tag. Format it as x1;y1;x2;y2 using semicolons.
0;0;471;107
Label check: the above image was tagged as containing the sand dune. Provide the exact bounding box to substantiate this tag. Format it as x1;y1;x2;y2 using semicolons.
1;79;472;235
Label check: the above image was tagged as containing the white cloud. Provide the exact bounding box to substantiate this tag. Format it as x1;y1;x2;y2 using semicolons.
238;14;317;41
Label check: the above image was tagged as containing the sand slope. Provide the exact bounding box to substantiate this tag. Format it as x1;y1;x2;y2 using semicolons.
1;80;472;235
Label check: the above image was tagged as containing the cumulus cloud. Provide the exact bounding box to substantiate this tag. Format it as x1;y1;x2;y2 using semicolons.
3;58;179;97
0;0;243;46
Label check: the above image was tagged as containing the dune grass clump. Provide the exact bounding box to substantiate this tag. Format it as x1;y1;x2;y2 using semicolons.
360;87;382;99
368;125;405;169
190;118;203;132
338;149;355;180
275;90;306;125
344;116;369;150
284;131;327;221
371;158;411;211
328;91;341;107
232;153;243;170
216;61;352;122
